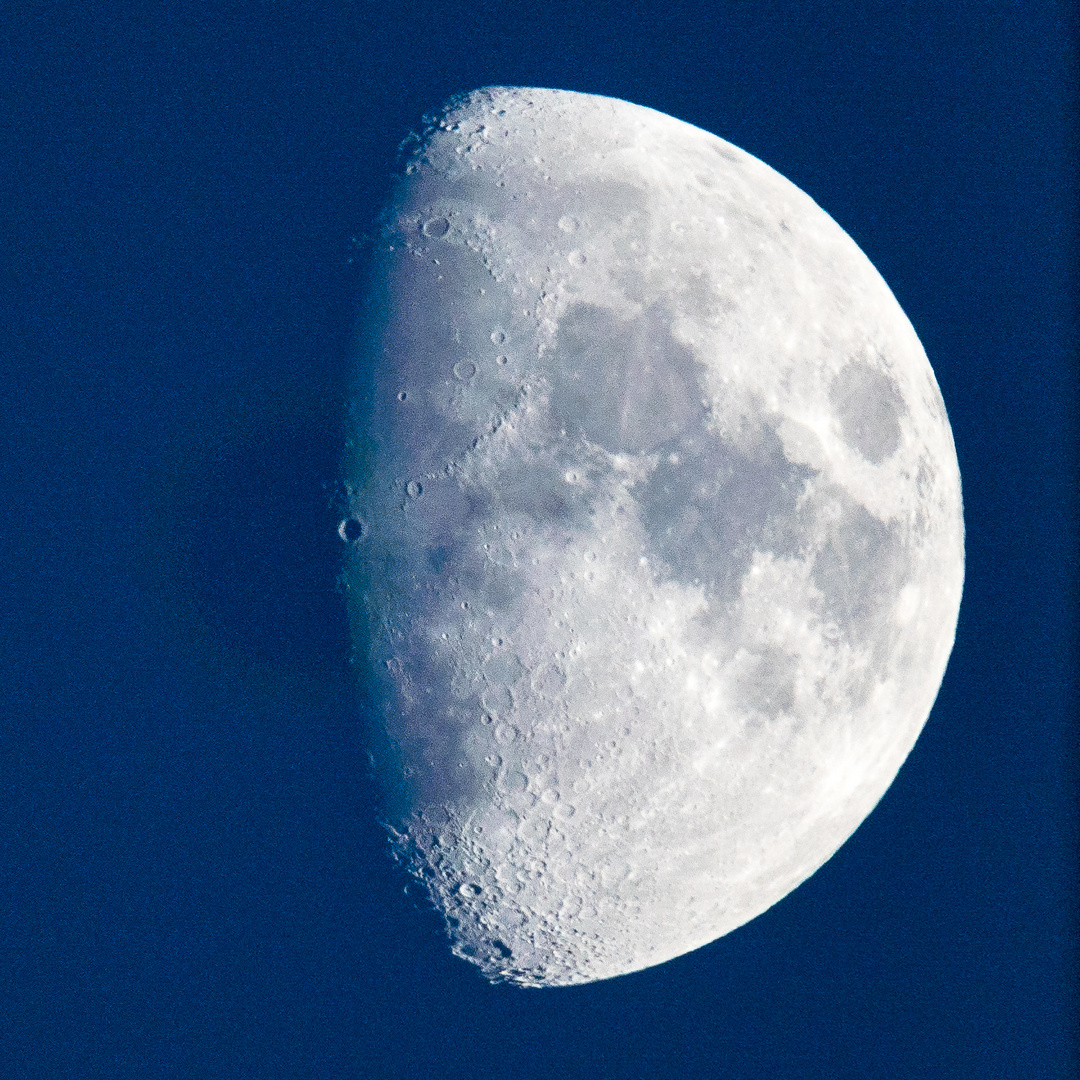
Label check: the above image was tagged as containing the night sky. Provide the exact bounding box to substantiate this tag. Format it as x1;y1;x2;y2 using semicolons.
3;3;1075;1077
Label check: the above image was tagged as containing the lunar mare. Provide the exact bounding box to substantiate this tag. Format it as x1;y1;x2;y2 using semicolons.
344;88;964;987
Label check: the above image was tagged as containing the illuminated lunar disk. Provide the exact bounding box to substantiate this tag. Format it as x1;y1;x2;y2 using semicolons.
343;87;964;987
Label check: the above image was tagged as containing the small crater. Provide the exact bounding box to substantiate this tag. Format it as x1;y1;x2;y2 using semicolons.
483;684;514;718
492;940;513;960
484;651;526;686
453;360;477;381
422;217;450;238
532;664;566;697
491;329;507;345
503;771;528;793
338;518;364;543
567;249;587;266
397;391;408;402
496;354;509;365
406;480;423;498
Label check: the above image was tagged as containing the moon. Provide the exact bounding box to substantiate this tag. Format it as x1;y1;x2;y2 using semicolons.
343;87;964;987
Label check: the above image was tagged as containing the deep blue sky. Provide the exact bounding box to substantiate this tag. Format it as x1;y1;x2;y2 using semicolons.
2;2;1075;1077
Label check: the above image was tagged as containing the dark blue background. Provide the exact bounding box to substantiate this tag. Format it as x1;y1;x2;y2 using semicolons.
3;2;1075;1076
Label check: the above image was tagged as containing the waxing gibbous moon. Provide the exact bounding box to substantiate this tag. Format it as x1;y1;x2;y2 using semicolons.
343;87;964;987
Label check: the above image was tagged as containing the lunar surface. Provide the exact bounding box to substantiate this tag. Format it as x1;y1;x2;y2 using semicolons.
342;87;964;987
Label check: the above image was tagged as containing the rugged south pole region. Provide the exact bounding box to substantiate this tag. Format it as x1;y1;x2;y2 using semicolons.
342;87;964;987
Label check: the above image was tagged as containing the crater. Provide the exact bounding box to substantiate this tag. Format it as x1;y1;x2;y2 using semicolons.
422;216;450;238
339;518;364;543
829;361;906;464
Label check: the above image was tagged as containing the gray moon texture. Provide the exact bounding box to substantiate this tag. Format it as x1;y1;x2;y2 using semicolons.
343;87;964;987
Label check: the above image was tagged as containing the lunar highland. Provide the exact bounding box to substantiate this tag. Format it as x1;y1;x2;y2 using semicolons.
342;87;964;987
